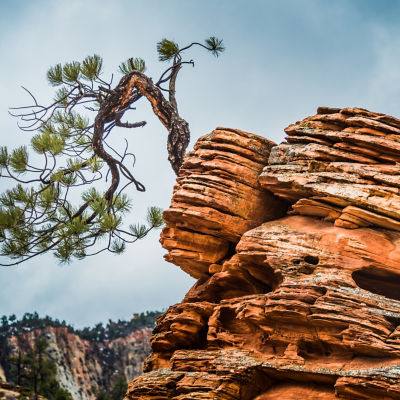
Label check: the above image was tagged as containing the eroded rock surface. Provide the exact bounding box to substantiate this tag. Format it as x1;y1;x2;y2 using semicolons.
127;111;400;399
260;107;400;231
160;127;287;278
1;326;152;400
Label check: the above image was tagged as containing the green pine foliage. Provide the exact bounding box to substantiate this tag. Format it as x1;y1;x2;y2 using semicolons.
205;36;225;57
1;52;163;265
46;64;63;86
9;147;29;173
7;338;73;400
146;206;163;228
95;390;110;400
1;36;224;265
81;54;103;80
62;62;81;83
118;57;146;74
110;375;128;400
157;39;180;61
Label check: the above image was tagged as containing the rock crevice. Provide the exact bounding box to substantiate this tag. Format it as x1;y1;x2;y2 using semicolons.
128;110;400;399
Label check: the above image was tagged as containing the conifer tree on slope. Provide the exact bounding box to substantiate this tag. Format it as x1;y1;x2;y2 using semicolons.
0;37;224;265
9;338;73;400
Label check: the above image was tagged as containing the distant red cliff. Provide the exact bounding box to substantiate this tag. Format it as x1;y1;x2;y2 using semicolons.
1;325;151;400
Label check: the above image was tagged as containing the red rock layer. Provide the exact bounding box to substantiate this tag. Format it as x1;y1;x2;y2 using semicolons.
127;115;400;399
259;107;400;231
161;127;286;278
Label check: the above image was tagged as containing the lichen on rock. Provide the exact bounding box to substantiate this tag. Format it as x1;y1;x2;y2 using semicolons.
127;110;400;399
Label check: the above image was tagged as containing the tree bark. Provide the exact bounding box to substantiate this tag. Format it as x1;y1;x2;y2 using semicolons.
92;71;190;201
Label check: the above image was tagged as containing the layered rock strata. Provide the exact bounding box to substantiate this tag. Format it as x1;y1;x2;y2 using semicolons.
2;326;152;400
161;127;287;278
260;107;400;231
127;110;400;399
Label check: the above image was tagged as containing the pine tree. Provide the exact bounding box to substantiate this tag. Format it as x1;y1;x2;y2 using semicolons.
9;349;31;386
9;338;73;400
0;37;224;265
110;375;127;400
96;390;110;400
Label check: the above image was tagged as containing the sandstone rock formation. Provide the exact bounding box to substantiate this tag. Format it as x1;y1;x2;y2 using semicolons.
260;107;400;231
127;114;400;399
161;127;287;278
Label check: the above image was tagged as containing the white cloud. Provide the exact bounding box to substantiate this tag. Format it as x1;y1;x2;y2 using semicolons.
0;0;399;326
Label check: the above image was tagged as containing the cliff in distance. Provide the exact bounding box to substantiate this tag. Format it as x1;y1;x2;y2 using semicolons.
127;108;400;399
0;314;160;400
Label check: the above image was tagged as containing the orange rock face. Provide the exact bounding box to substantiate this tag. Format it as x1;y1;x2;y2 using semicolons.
161;127;286;278
127;113;400;399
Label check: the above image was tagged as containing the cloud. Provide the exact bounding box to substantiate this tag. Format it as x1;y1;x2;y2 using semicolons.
0;0;399;326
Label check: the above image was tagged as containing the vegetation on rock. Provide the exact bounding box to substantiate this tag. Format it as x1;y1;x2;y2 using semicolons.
0;311;161;342
0;312;160;400
94;375;127;400
127;109;400;398
8;338;72;400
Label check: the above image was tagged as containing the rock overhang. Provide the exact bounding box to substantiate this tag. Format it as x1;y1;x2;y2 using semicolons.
128;109;400;399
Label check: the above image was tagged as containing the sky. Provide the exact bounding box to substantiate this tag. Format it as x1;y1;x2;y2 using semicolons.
1;0;400;328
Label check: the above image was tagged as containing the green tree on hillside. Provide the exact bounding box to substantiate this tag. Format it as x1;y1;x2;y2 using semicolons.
110;375;128;400
9;349;30;386
8;338;72;400
95;375;127;400
95;390;110;400
0;311;161;342
0;37;224;266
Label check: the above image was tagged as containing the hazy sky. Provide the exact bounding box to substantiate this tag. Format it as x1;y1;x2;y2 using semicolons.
1;0;400;328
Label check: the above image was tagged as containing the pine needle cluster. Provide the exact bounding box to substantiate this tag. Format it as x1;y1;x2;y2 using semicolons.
0;37;224;265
